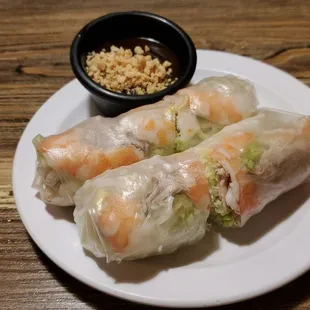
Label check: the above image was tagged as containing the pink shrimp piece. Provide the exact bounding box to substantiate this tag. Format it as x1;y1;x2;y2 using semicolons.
209;132;254;173
97;196;139;252
208;132;258;214
177;88;242;125
184;161;210;211
39;129;143;181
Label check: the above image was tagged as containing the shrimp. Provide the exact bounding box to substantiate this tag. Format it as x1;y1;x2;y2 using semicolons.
76;146;143;181
188;90;242;124
184;161;210;211
120;107;176;147
39;129;143;181
39;129;88;177
97;195;139;252
107;146;144;169
43;143;91;178
235;171;257;214
207;132;258;214
39;128;77;152
176;75;257;126
209;132;254;173
143;116;176;146
210;127;303;215
96;160;210;252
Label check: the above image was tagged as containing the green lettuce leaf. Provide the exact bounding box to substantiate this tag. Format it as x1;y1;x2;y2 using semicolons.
147;144;175;157
201;154;240;227
32;134;44;150
170;193;197;231
32;134;49;168
174;118;224;153
241;141;264;171
174;132;205;152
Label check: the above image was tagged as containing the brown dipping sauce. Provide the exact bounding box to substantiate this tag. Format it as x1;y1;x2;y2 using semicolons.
96;37;181;79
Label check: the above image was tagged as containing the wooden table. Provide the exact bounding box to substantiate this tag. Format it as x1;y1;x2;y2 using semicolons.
1;0;310;309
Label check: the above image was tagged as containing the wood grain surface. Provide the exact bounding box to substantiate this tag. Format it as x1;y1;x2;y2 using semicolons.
1;0;310;309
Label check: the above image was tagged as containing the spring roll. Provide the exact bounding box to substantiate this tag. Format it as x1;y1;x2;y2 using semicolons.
74;152;210;262
199;108;310;227
73;108;310;262
33;75;258;206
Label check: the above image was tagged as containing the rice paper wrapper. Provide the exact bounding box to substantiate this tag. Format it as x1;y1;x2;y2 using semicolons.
73;108;310;261
195;108;310;227
33;75;258;206
73;152;211;262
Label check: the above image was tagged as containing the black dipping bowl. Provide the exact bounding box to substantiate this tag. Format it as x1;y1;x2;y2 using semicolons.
70;11;197;117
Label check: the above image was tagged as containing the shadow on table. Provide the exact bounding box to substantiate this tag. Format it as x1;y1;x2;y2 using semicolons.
34;192;75;223
84;229;219;284
45;203;75;223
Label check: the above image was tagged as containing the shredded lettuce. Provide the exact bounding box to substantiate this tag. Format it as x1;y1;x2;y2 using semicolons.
147;144;175;157
210;210;238;227
201;154;239;227
204;141;262;227
201;156;219;196
174;117;224;153
170;193;198;231
205;162;217;188
174;118;224;153
241;141;264;171
174;132;204;152
202;157;228;213
198;117;224;136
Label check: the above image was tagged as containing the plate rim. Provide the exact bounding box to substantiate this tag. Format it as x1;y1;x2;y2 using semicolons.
12;49;310;308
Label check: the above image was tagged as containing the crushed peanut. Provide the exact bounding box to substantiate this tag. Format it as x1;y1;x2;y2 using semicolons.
85;45;177;95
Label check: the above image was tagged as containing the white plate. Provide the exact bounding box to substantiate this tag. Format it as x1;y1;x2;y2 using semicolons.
13;50;310;308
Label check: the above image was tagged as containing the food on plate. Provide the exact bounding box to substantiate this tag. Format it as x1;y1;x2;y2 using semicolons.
32;75;258;206
74;152;211;262
73;108;310;261
85;45;177;95
199;108;310;227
